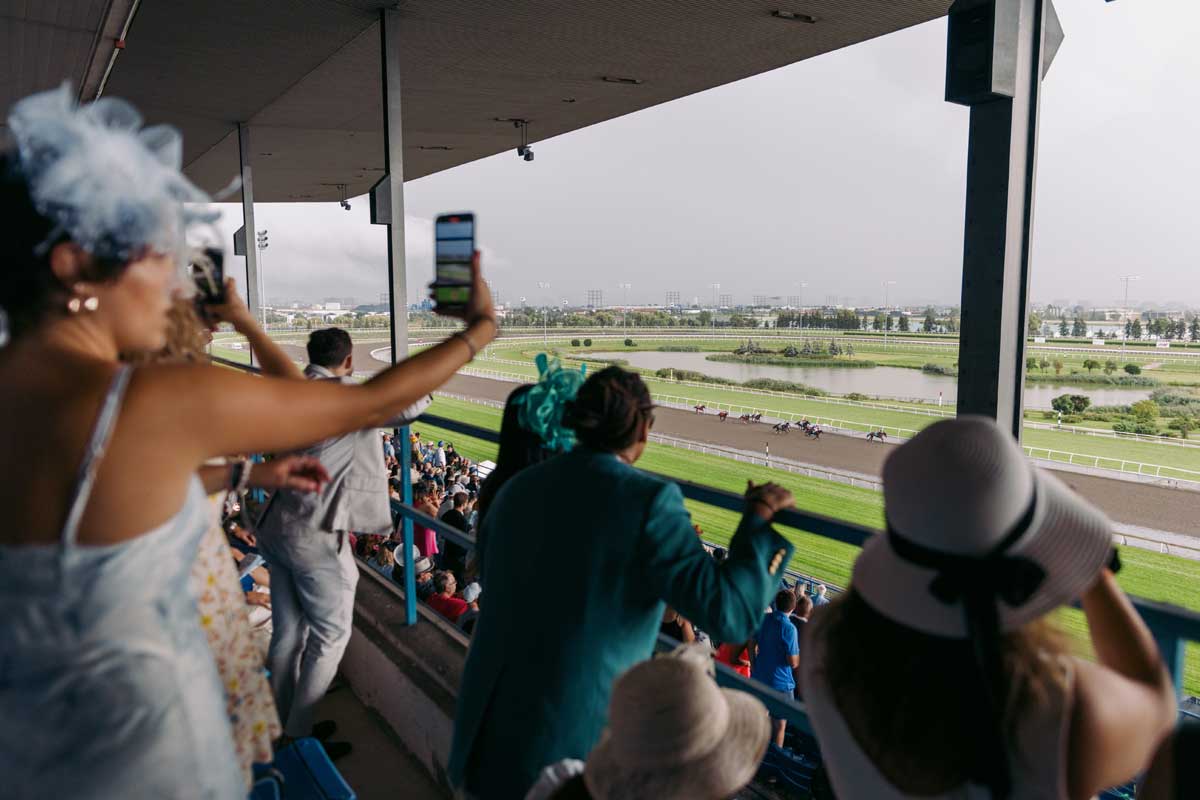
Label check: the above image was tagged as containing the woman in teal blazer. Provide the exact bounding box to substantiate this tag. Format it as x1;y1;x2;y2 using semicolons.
448;367;796;798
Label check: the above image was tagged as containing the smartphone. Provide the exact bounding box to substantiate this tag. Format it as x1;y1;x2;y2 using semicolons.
434;212;475;313
191;246;226;306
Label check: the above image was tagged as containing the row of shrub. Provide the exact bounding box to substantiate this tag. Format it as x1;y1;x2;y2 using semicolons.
1047;391;1199;438
651;368;825;396
569;338;593;347
708;353;876;369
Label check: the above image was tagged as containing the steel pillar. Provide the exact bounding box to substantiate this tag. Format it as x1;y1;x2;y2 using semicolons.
377;7;416;625
948;0;1053;439
237;122;262;344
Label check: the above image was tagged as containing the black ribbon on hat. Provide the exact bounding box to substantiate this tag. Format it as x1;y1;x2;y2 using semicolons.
885;488;1043;800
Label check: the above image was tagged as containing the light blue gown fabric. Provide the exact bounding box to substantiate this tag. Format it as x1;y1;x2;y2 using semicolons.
0;367;243;799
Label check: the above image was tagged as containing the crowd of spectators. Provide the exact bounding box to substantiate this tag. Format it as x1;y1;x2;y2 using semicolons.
357;432;486;634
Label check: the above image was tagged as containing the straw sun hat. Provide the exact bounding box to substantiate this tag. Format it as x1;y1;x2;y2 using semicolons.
853;415;1115;639
583;645;770;800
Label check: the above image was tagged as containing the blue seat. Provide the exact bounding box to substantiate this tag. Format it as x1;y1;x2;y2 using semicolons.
249;777;281;800
266;738;356;800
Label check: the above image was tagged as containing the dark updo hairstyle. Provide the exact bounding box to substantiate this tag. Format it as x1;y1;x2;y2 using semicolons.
0;152;128;340
565;366;654;453
476;384;554;526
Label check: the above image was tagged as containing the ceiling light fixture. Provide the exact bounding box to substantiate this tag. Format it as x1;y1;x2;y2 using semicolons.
512;119;534;162
601;75;643;85
417;145;454;151
771;10;818;23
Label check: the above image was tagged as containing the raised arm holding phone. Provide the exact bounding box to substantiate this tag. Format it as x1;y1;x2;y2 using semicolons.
0;85;496;798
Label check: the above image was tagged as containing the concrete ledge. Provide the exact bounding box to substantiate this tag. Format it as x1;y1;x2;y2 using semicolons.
341;563;469;793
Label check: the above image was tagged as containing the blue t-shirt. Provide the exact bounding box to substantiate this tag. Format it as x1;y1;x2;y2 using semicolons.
751;612;800;692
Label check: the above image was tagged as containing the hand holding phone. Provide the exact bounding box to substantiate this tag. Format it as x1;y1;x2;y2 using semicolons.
432;214;494;325
433;213;475;314
190;246;227;307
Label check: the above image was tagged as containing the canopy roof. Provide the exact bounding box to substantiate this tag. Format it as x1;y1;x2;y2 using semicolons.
4;1;949;201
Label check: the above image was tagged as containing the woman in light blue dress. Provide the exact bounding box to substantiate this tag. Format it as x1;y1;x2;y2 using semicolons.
0;86;498;798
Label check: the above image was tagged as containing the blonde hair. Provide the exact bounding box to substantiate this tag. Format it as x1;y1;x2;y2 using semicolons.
818;589;1069;791
123;298;211;365
375;546;395;568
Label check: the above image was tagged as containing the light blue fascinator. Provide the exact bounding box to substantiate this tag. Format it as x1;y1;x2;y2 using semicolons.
6;84;219;272
512;353;587;452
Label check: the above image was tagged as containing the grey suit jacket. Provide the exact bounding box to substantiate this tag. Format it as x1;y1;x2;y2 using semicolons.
260;363;431;536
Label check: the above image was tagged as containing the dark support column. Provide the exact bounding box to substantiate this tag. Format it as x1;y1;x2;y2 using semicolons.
948;0;1056;439
237;122;261;364
376;6;416;625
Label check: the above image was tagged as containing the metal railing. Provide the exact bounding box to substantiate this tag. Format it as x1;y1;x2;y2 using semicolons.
1024;418;1200;448
1021;446;1200;483
458;365;925;438
454;366;1200;486
480;353;957;411
210;356;1200;713
402;411;1200;702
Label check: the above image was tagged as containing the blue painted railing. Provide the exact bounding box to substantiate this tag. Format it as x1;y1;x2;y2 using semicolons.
210;357;1200;730
409;411;1200;701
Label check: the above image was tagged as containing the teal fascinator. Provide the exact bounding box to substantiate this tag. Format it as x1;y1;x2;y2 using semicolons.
512;353;587;452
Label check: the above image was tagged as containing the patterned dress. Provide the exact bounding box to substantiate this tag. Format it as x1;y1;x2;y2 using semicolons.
190;520;282;787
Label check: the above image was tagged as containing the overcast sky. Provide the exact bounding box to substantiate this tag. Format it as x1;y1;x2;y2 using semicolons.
217;0;1199;311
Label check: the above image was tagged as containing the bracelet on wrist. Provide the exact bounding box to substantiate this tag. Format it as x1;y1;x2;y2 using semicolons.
232;460;253;494
452;330;478;360
468;314;497;334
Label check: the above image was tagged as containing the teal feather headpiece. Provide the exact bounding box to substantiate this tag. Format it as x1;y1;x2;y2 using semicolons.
512;353;587;452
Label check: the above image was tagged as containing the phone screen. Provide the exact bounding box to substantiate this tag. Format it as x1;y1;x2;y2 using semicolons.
191;246;226;305
435;213;474;311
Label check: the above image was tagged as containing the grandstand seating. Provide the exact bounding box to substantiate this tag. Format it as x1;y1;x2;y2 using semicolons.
254;738;356;800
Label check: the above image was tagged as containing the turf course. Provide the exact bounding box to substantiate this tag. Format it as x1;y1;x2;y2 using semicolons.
416;395;1200;696
473;345;1200;479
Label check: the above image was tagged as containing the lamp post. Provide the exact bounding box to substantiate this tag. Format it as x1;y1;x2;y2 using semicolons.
1118;275;1141;352
537;282;551;345
710;282;721;334
882;280;896;349
618;282;632;333
255;229;269;326
796;280;807;331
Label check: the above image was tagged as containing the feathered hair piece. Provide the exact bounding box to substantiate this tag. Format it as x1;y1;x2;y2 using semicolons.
512;353;587;452
6;84;219;275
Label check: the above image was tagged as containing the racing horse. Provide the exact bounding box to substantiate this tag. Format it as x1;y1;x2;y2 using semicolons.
772;421;792;434
866;430;888;442
717;410;729;422
693;404;707;414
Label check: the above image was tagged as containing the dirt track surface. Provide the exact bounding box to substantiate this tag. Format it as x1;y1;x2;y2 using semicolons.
439;374;1199;539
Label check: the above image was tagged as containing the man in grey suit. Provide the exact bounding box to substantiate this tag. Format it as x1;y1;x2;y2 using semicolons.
257;328;430;754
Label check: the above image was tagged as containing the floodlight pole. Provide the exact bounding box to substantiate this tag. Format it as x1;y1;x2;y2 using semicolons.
537;282;551;345
1119;275;1140;352
947;0;1061;440
619;283;631;334
710;283;720;334
882;280;896;350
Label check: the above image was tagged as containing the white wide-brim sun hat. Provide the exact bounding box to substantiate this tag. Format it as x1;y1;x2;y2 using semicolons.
583;645;770;800
854;415;1115;639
